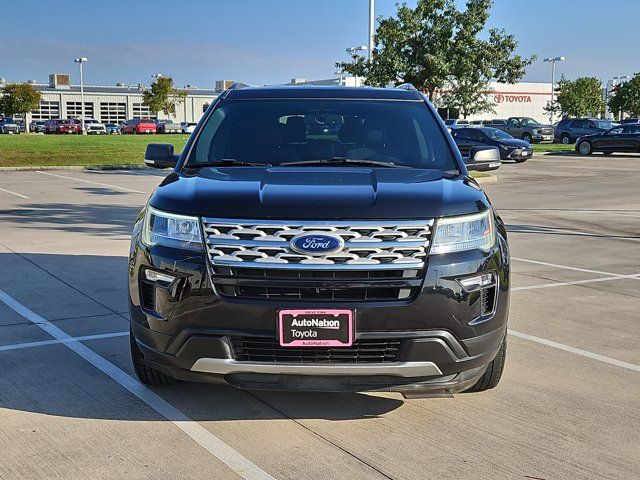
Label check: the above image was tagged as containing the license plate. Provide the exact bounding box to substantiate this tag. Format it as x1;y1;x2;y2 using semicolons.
278;309;354;347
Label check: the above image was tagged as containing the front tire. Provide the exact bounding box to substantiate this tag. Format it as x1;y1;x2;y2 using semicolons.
514;157;528;163
130;327;178;386
521;133;532;143
465;336;506;392
578;140;593;155
561;133;571;144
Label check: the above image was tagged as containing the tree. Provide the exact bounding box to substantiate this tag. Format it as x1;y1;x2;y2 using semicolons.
0;83;42;132
142;77;186;117
551;75;605;117
337;0;534;111
441;79;495;118
608;73;640;118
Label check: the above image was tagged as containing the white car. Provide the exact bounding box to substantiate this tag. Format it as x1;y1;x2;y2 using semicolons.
180;122;197;134
84;119;107;134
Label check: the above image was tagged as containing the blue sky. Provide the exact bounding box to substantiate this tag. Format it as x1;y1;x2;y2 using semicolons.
2;0;638;88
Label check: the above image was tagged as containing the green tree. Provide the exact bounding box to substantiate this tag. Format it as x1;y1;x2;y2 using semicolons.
552;75;605;117
337;0;534;109
0;83;42;132
142;76;186;117
608;73;640;118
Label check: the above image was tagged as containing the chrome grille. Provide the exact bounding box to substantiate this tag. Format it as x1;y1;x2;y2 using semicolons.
540;127;554;136
203;218;433;302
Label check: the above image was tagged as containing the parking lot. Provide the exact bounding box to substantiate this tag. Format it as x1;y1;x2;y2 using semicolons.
0;154;639;479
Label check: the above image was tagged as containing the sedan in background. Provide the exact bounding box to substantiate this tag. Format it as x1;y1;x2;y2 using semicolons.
452;127;532;162
555;118;613;144
157;119;182;134
180;122;197;134
105;124;121;134
575;124;640;155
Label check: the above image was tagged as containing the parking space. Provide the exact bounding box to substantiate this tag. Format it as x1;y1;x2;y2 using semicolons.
1;154;639;479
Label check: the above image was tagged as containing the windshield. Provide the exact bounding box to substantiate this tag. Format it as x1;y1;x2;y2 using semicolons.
521;118;541;126
188;99;457;171
594;120;612;129
483;127;512;140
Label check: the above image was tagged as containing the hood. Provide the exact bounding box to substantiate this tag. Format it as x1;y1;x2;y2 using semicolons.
149;167;489;220
499;138;531;148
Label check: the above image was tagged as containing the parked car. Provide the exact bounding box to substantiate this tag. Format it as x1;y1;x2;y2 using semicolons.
105;123;121;135
554;118;613;144
484;119;508;129
44;119;81;134
444;118;470;128
157;119;182;134
452;127;531;163
121;118;157;134
131;84;509;397
618;118;640;124
180;122;197;134
84;118;107;135
29;120;47;133
575;124;640;155
498;117;554;143
0;117;20;134
16;120;26;133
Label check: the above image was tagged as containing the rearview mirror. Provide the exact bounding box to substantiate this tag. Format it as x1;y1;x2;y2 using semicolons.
465;146;501;172
144;143;179;169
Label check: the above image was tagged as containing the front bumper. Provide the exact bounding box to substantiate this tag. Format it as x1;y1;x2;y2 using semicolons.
505;147;533;160
532;133;554;143
128;218;510;394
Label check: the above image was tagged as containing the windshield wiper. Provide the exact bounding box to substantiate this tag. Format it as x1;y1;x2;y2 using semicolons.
280;157;408;168
185;159;270;168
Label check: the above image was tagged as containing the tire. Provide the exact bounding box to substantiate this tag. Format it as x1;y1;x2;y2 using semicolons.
514;157;528;163
465;336;507;392
133;129;138;135
130;327;178;386
578;140;592;155
521;133;532;143
561;133;571;144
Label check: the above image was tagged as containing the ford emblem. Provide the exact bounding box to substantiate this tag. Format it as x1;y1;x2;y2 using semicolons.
290;232;344;256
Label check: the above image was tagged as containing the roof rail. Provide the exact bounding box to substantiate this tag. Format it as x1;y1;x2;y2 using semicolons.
395;83;416;90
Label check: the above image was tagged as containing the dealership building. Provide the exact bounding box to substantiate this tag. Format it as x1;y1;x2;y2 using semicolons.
2;73;554;125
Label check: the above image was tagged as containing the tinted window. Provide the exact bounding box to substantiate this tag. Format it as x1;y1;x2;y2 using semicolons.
483;128;512;140
593;120;612;129
190;99;457;171
623;126;640;134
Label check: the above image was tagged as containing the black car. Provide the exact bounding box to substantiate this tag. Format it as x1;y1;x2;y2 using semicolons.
452;127;532;162
29;120;47;133
575;124;640;155
555;117;613;144
129;85;509;398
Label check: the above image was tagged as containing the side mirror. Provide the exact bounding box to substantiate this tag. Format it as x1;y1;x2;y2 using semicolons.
465;146;501;172
144;143;179;169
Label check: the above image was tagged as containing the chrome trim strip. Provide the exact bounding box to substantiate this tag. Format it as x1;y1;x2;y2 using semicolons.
191;358;443;377
202;218;434;227
205;238;428;248
210;261;424;270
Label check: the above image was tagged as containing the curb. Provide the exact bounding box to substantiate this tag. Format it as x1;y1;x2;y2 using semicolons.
0;164;150;172
473;175;498;185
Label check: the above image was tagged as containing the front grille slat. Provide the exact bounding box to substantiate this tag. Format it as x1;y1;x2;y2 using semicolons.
203;218;432;302
230;337;402;364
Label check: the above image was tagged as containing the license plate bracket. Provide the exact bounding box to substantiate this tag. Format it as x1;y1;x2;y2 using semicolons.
278;309;354;347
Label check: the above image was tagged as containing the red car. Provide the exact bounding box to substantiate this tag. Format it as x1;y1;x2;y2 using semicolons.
44;119;83;134
121;118;157;134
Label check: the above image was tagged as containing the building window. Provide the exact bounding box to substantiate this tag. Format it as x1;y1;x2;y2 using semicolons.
99;102;126;124
132;103;156;119
31;101;60;120
66;101;94;119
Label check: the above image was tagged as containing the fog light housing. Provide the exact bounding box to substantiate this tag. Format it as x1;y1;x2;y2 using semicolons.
144;269;175;284
458;273;494;291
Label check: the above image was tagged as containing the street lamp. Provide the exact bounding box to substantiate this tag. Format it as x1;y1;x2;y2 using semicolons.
368;0;375;61
346;45;368;56
543;56;565;125
74;57;88;135
151;73;163;80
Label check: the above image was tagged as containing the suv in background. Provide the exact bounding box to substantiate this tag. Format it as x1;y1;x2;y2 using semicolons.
554;118;613;144
30;120;47;133
129;85;509;398
500;117;554;143
0;117;20;134
618;118;640;125
484;119;508;129
121;118;157;134
84;118;107;134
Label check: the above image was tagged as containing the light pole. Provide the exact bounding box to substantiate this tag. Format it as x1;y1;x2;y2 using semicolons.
543;56;565;125
74;57;88;135
368;0;375;62
346;45;368;56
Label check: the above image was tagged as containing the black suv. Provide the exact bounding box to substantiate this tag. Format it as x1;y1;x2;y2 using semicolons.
555;117;613;144
129;85;510;398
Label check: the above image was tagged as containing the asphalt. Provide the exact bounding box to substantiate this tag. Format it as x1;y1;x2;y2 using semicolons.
0;153;638;479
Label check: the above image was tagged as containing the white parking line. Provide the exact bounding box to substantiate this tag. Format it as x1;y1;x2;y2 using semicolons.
512;257;628;278
36;171;147;194
0;289;275;480
513;273;640;291
0;331;128;352
0;187;30;199
508;329;640;373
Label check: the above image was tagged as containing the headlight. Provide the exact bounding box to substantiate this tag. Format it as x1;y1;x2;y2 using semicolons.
430;210;495;254
532;128;540;134
142;206;203;251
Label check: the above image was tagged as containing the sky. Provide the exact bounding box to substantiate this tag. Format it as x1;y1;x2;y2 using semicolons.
1;0;638;88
